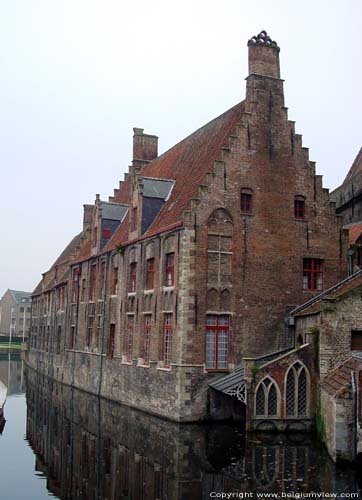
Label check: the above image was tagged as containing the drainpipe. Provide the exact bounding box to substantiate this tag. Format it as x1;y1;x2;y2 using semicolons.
351;371;357;461
348;249;354;276
98;252;110;397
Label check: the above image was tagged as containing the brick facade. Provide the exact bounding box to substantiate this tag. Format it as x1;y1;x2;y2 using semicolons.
26;31;348;423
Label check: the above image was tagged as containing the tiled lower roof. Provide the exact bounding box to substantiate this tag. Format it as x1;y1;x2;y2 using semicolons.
320;357;360;397
292;269;362;317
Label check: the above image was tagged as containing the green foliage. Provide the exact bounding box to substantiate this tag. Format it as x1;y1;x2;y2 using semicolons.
251;365;259;381
115;244;125;255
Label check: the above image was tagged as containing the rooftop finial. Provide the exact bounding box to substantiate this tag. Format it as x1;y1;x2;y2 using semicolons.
247;30;279;52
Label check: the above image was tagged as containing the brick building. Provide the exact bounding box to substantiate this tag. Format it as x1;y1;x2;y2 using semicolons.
292;270;362;461
27;31;348;423
0;289;31;339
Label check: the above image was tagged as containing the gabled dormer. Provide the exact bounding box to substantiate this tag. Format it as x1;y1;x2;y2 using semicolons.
91;194;128;255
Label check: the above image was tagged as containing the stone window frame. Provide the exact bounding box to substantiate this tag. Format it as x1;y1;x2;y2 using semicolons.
146;258;155;290
240;188;253;214
284;361;310;418
294;195;306;220
162;313;173;368
205;314;230;371
254;376;281;418
142;314;152;366
303;258;324;291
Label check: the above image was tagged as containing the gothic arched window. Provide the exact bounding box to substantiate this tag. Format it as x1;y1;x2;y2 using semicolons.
285;362;309;417
255;377;279;417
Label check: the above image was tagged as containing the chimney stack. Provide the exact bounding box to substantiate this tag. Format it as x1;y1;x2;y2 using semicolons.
132;128;158;168
83;204;93;230
247;30;280;79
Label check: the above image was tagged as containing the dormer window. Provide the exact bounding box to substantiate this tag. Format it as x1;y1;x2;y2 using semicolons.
240;188;253;214
294;196;305;219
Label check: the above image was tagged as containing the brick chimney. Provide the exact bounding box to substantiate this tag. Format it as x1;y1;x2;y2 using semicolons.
247;30;280;79
83;204;94;230
132;128;158;168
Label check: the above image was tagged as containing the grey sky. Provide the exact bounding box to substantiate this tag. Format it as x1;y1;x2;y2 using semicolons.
0;0;361;294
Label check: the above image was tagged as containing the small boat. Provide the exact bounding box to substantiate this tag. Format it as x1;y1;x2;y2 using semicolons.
0;380;7;417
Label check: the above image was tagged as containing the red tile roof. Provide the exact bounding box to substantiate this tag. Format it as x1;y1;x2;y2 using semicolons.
141;101;245;235
320;357;359;397
348;223;362;245
98;101;245;254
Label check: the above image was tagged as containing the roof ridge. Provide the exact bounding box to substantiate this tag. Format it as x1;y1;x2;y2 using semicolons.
142;100;245;171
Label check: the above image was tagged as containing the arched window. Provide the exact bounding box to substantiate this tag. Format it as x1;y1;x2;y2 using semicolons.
255;377;279;417
294;195;305;219
241;188;253;214
285;362;309;417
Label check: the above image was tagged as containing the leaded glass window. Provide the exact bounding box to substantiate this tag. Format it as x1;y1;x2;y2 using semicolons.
255;377;279;417
285;362;309;417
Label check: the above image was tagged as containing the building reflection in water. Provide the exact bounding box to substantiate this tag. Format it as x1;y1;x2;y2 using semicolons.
0;352;25;396
25;368;360;500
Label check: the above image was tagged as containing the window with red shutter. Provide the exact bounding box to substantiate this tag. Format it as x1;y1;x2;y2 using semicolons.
303;258;323;291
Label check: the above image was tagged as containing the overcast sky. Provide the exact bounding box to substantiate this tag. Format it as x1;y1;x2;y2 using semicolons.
0;0;361;294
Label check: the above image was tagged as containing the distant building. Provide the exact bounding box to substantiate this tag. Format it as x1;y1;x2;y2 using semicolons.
0;289;31;339
330;149;362;274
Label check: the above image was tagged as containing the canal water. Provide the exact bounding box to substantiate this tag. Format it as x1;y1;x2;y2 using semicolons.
1;355;362;499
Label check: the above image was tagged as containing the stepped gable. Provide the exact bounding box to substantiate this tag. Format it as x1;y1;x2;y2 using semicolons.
344;147;362;183
293;270;362;317
140;101;245;235
99;101;245;252
320;357;358;397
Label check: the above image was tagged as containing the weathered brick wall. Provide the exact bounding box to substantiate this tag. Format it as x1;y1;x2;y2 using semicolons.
186;56;347;362
320;388;337;461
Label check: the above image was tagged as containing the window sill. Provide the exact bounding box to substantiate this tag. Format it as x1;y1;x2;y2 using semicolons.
295;218;307;222
240;212;253;217
205;368;229;373
127;292;136;297
144;289;154;294
121;355;133;365
157;366;172;372
162;286;175;292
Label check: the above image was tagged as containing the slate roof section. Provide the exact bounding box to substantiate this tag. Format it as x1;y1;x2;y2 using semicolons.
292;269;362;317
142;178;174;199
101;202;128;221
209;364;245;392
344;147;362;183
320;357;359;397
9;290;31;304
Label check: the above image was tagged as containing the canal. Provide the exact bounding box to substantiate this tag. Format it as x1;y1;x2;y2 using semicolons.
1;354;361;499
